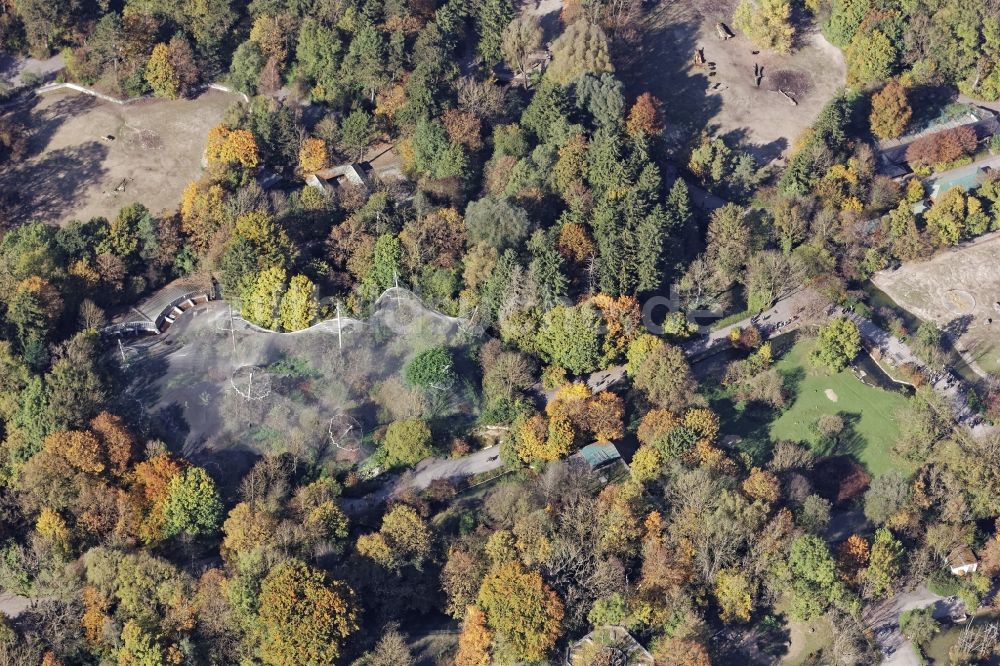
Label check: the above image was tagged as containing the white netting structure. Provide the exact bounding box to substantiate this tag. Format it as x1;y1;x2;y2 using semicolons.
230;366;272;401
117;286;482;465
328;413;363;452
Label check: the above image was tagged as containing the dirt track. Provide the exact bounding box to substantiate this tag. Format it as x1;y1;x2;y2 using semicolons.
621;0;846;161
0;88;233;224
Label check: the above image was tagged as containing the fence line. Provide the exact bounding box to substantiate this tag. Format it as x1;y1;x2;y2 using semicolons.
35;81;246;105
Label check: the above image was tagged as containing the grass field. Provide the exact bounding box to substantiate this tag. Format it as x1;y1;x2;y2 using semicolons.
710;338;914;477
775;595;834;665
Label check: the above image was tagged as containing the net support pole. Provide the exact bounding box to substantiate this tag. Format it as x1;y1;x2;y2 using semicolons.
336;302;343;351
394;270;401;310
229;304;237;355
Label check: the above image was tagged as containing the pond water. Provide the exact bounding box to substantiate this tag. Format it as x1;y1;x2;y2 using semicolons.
925;610;1000;665
853;352;915;396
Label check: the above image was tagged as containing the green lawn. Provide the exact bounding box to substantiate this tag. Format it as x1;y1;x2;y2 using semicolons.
708;338;914;477
774;595;834;665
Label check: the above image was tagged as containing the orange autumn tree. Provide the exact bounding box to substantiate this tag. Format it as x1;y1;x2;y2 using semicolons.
556;222;595;265
585;391;625;441
442;108;483;150
81;585;112;648
742;467;781;505
836;534;870;584
626;92;664;137
653;637;712;666
455;605;492;666
131;453;185;543
257;559;359;665
89;411;135;477
43;430;104;475
591;294;641;364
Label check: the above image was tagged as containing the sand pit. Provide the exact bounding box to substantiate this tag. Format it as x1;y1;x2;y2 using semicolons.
873;233;1000;376
825;389;839;402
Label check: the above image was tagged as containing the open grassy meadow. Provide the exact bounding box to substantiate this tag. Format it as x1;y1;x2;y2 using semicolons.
710;337;914;477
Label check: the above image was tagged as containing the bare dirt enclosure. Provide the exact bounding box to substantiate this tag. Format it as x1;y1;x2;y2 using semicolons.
621;0;846;161
872;233;1000;375
0;88;233;224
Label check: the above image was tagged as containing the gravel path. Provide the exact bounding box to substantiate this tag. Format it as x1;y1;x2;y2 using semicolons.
865;586;965;665
842;309;996;438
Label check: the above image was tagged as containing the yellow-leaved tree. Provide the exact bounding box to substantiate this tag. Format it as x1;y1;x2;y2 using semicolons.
733;0;794;54
476;561;563;662
279;274;319;331
299;137;329;173
257;559;358;665
145;42;179;98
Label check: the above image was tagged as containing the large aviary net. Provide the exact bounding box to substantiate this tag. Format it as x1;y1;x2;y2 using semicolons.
120;287;482;465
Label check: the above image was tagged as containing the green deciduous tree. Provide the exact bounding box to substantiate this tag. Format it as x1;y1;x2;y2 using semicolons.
900;607;939;646
848;29;897;85
411;120;468;181
383;419;434;468
405;346;455;390
814;317;861;372
502;15;543;88
465;196;531;251
632;341;696;409
863;470;910;525
864;527;903;598
229;41;265;95
118;621;164;666
787;534;856;620
535;304;602;375
161;467;223;539
364;233;401;297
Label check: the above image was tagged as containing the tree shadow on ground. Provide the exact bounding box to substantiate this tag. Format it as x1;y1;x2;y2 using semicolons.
615;2;723;148
812;410;866;460
718;126;789;165
0;93;105;223
906;84;959;133
191;446;262;503
0;140;108;223
942;314;973;342
8;92;98;157
714;615;793;665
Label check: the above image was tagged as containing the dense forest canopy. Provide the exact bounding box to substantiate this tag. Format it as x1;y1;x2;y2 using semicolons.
2;0;1000;664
